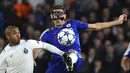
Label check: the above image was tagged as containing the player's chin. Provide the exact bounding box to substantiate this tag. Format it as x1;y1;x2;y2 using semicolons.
16;39;20;44
56;24;63;27
56;22;63;26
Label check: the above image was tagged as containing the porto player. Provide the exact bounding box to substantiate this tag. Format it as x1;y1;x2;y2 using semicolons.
0;26;70;73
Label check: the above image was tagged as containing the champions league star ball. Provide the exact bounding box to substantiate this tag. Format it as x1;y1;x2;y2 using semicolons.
57;28;76;46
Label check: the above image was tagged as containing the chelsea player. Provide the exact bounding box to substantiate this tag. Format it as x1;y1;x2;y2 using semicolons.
40;5;127;73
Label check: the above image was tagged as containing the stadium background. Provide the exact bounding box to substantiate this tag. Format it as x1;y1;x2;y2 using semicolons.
0;0;130;73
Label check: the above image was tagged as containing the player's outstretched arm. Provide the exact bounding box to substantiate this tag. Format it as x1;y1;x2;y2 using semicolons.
27;40;65;56
42;42;65;56
88;14;127;30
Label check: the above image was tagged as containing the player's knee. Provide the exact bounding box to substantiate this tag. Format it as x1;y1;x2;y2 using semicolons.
68;49;78;64
69;53;78;64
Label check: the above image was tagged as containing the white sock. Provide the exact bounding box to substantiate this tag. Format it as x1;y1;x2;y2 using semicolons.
69;53;78;64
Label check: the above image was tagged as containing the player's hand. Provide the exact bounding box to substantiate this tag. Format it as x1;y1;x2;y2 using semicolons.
33;48;41;59
121;56;130;71
118;14;127;24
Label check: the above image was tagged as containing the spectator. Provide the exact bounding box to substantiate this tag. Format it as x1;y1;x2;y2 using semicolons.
101;8;110;22
14;0;33;21
91;0;99;12
121;8;129;16
94;38;105;61
67;9;76;20
35;4;45;26
79;0;95;12
88;11;97;23
94;60;104;73
33;30;41;40
28;13;35;25
114;33;126;56
96;31;104;42
86;48;96;73
104;40;112;48
106;0;120;16
34;4;51;31
104;46;121;73
26;25;34;39
2;0;23;28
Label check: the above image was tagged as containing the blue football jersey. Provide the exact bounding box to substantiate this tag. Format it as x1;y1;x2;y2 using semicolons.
40;19;88;58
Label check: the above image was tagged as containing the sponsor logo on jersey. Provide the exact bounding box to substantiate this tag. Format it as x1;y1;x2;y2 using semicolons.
23;48;28;54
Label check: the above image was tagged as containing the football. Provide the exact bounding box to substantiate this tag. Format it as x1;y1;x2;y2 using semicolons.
57;28;76;46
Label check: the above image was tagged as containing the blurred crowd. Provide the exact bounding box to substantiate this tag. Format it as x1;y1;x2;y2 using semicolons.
0;0;130;73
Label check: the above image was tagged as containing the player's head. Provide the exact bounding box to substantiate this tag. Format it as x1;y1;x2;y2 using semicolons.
5;26;20;46
50;5;66;27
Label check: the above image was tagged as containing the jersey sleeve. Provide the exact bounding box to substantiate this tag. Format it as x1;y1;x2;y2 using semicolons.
27;40;64;56
39;29;49;42
73;20;88;31
124;43;130;57
0;61;7;73
27;40;44;50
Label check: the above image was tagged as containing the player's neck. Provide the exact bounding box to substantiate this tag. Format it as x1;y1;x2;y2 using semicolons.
54;21;66;28
9;42;19;47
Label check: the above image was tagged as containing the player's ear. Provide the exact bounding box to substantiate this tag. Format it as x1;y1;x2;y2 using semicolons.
50;14;53;19
5;34;10;40
64;14;66;19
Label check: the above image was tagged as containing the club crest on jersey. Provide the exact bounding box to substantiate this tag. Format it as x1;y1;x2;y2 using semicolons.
23;48;28;54
66;23;71;27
